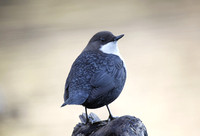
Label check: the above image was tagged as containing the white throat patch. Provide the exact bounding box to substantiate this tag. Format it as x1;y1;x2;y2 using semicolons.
100;41;122;58
99;41;126;68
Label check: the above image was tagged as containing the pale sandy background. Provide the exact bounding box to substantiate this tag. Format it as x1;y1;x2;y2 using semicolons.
0;0;200;136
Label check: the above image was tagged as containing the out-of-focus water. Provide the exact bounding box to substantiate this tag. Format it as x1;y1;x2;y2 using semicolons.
0;0;200;136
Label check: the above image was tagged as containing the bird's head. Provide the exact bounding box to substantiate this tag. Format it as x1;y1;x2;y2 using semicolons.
84;31;124;55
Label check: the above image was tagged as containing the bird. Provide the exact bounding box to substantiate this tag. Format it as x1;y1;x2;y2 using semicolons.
61;31;126;123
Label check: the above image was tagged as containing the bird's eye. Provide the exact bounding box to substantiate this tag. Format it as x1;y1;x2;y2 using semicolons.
100;37;105;42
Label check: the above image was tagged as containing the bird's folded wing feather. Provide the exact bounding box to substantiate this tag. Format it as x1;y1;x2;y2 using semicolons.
89;59;125;98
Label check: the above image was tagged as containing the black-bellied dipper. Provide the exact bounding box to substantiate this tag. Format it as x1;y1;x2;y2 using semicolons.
61;31;126;123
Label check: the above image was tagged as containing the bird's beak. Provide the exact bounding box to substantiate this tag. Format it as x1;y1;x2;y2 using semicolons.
114;34;124;41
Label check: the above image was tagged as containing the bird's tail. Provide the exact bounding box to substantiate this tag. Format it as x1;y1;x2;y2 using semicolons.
61;102;67;107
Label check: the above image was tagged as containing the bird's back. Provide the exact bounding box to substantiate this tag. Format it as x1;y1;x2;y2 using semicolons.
62;50;126;108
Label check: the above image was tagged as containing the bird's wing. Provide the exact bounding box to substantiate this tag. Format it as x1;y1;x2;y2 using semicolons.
89;55;126;100
62;73;90;107
90;71;116;93
62;51;96;106
61;51;126;107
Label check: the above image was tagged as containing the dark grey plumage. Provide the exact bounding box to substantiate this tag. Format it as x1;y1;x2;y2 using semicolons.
61;31;126;122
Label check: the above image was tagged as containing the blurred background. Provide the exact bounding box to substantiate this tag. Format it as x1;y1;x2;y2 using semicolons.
0;0;200;135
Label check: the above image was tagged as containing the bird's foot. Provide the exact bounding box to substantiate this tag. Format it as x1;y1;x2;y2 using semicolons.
108;115;117;121
79;113;88;124
79;112;101;124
